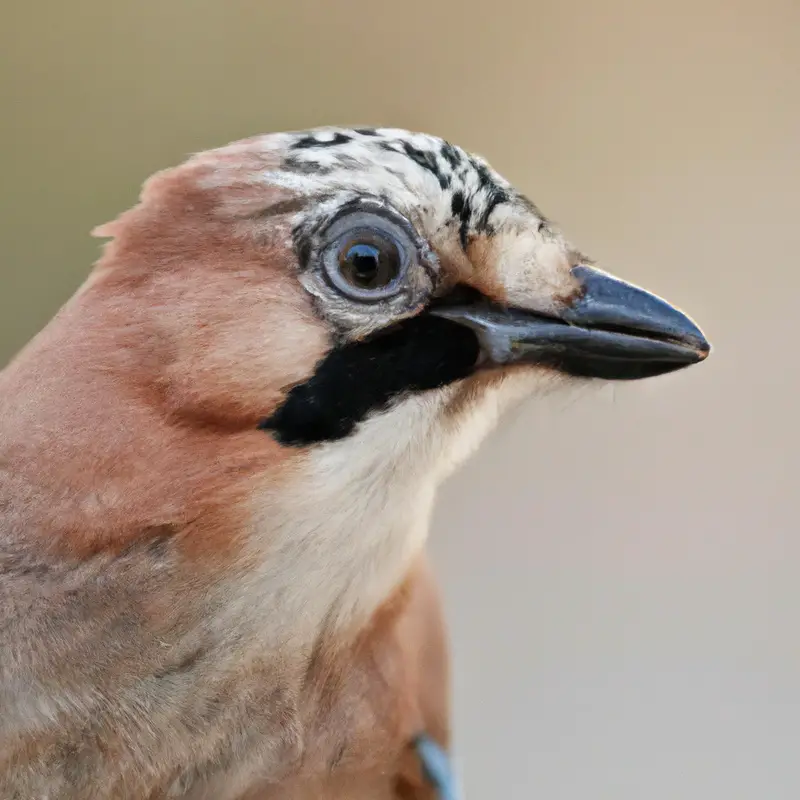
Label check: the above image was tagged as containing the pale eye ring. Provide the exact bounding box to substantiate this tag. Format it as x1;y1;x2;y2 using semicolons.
320;211;413;302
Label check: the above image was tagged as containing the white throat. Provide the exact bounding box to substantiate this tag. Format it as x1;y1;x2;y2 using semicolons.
237;373;540;643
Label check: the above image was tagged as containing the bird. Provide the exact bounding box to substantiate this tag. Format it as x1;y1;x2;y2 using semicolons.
0;126;710;799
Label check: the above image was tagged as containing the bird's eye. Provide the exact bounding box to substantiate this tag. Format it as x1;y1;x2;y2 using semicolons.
337;237;400;291
320;210;416;302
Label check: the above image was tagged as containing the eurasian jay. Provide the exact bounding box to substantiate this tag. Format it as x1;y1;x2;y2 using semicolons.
0;127;710;798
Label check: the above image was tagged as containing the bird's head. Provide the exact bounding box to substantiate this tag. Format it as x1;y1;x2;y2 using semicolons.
84;127;709;621
95;126;709;456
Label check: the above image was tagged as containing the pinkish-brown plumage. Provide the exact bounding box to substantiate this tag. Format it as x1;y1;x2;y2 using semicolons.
0;127;709;798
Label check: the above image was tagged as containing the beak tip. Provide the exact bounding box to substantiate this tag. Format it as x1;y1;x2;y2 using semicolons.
683;323;711;361
570;266;712;366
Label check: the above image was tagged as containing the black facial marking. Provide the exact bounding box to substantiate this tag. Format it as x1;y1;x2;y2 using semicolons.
354;127;379;136
439;142;462;171
450;190;465;217
293;132;352;149
449;190;474;249
259;316;480;446
400;141;450;190
457;195;473;250
283;154;335;175
475;187;510;232
469;157;495;192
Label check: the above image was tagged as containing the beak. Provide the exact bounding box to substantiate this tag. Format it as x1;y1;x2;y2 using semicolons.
430;265;711;380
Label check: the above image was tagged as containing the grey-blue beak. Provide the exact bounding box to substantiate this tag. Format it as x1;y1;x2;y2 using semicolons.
430;265;710;380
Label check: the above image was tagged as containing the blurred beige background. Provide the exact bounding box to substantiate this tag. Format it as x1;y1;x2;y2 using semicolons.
2;0;798;797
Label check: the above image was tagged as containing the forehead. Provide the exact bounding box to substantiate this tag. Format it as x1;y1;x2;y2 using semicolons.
242;126;546;243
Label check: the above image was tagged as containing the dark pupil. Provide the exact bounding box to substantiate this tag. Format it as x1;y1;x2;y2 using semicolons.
339;240;399;290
